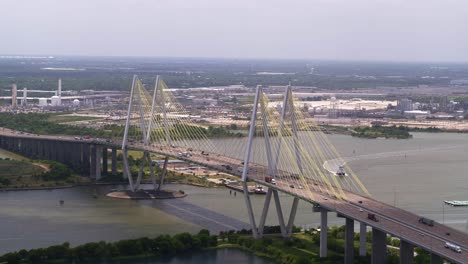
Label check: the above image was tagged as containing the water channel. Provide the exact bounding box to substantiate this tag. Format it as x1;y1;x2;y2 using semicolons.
0;132;467;254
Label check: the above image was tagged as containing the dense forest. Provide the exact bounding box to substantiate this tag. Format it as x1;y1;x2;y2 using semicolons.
352;125;412;139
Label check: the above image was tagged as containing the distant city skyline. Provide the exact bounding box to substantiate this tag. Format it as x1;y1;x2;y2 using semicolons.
1;0;468;62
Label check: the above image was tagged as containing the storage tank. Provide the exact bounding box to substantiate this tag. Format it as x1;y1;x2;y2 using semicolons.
38;98;48;107
51;96;61;106
73;99;80;106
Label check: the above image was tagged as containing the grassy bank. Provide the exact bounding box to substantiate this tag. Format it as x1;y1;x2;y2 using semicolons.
351;125;412;139
0;159;89;189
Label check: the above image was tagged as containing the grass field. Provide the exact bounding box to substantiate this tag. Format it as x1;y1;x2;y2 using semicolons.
47;115;102;123
0;160;44;178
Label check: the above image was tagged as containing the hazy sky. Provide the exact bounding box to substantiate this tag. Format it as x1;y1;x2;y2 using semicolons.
1;0;468;62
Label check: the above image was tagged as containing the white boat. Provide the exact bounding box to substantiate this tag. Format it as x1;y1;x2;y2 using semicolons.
336;165;346;176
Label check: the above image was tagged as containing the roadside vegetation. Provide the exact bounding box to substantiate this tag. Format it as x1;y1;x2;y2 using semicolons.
46;114;102;124
0;226;433;264
0;113;242;140
351;125;412;139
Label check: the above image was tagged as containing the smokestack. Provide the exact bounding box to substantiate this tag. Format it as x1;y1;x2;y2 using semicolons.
58;78;62;97
11;84;17;108
22;88;27;106
57;78;62;106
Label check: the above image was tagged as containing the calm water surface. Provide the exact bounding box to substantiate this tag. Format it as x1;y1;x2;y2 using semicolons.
0;132;467;254
105;248;271;264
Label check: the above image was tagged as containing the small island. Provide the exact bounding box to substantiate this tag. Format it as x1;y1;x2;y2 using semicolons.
351;125;412;139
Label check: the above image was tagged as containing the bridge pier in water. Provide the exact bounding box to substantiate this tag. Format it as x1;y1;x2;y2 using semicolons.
111;147;117;176
90;145;96;178
102;147;108;175
95;145;102;180
82;144;91;176
371;228;387;264
399;240;414;264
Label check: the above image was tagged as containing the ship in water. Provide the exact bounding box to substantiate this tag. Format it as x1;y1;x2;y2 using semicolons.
336;165;347;177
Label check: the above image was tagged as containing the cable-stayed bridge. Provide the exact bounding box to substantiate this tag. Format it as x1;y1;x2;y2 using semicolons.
0;75;467;264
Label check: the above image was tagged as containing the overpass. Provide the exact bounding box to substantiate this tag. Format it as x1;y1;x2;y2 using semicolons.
0;76;467;264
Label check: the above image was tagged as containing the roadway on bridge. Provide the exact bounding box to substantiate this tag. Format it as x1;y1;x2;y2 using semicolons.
1;130;467;263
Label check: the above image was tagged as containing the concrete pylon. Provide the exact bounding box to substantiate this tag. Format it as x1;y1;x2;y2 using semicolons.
90;145;96;178
344;218;354;264
102;147;108;175
371;228;387;264
359;222;367;256
320;209;328;258
399;240;414;264
430;253;443;264
111;147;117;175
95;145;102;180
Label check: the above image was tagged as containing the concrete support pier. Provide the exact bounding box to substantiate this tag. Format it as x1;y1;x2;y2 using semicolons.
359;222;367;256
399;240;414;264
371;228;386;264
102;147;108;175
111;147;117;175
95;145;102;180
90;145;96;178
344;218;354;264
82;144;90;175
430;253;443;264
320;209;328;258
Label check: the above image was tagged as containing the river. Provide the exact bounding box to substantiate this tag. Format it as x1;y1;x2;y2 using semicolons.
0;132;466;254
103;248;271;264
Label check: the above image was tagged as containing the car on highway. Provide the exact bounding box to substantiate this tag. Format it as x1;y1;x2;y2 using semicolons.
445;242;462;253
418;217;435;227
367;213;379;222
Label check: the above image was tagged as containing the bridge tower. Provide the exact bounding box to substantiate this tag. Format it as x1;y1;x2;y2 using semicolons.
122;75;169;192
241;85;301;238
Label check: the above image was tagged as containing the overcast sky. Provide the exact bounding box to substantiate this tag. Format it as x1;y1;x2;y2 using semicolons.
1;0;467;62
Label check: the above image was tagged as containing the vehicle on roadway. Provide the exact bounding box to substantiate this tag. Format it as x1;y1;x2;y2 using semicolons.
254;186;266;194
264;176;276;185
419;217;435;227
445;242;462;253
221;164;232;170
178;152;191;158
367;213;379;222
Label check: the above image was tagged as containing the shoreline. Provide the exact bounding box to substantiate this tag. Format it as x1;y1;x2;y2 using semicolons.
0;180;220;192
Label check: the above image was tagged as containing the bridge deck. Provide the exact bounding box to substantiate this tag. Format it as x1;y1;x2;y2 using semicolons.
1;130;467;263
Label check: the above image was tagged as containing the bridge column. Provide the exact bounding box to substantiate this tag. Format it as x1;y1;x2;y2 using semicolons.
345;218;354;264
371;228;386;264
430;253;443;264
102;147;108;175
90;145;96;178
111;147;117;176
47;141;53;160
82;144;90;176
320;209;328;258
75;143;82;171
95;145;102;180
360;222;367;256
399;240;414;264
